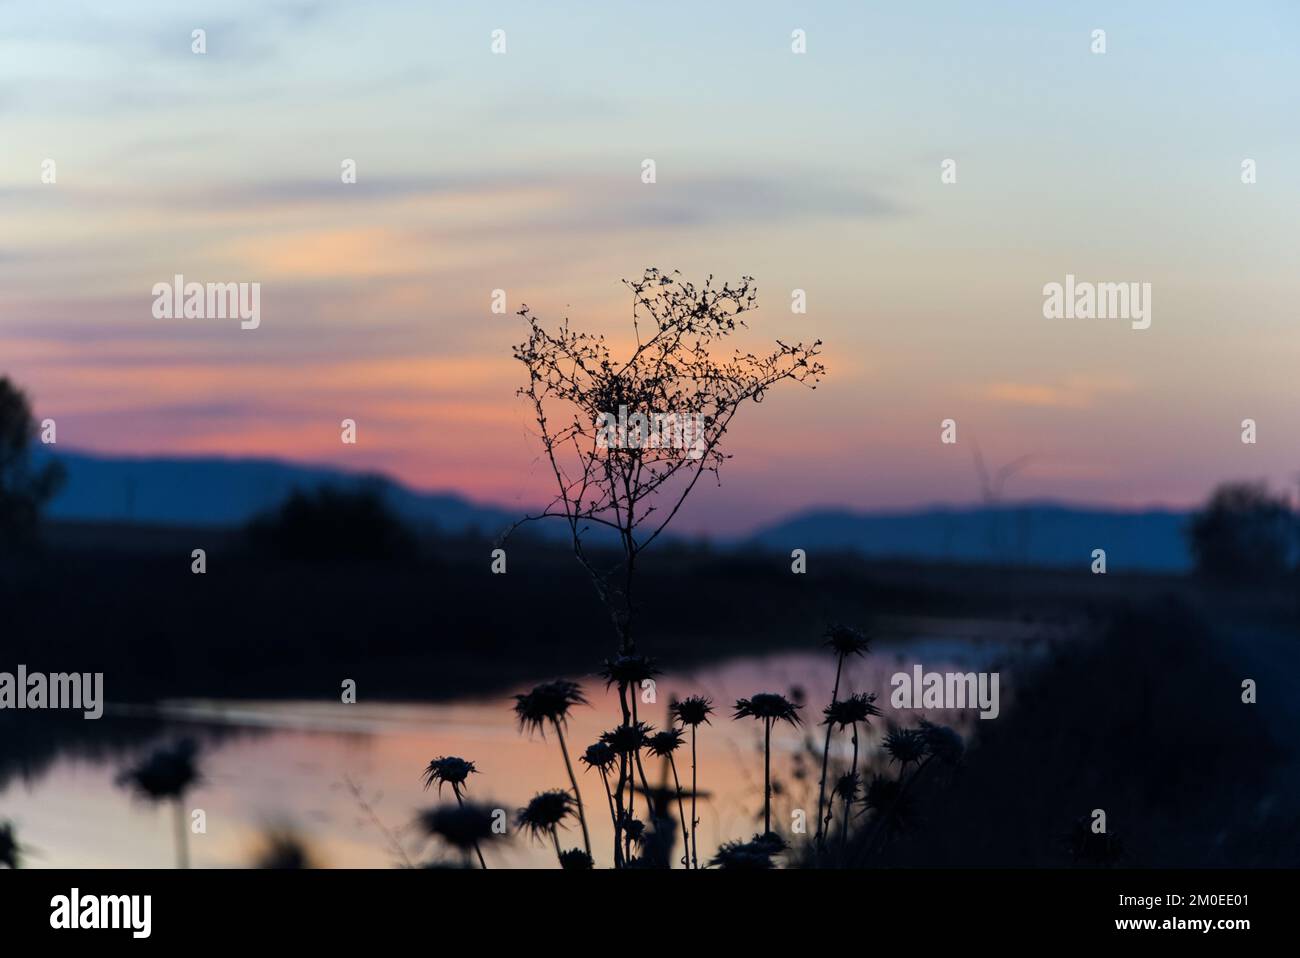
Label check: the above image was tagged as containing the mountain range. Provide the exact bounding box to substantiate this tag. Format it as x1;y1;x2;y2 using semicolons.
36;450;1194;571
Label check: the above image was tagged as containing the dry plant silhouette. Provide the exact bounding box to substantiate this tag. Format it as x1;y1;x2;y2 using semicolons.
505;267;824;653
483;269;823;866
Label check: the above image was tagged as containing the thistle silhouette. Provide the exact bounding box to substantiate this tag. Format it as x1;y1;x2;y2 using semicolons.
514;680;592;862
816;624;870;848
646;727;690;868
821;692;879;844
734;693;802;837
419;800;500;868
671;694;713;868
580;741;623;867
117;739;200;869
422;756;486;868
709;832;786;870
599;721;654;863
517;790;576;867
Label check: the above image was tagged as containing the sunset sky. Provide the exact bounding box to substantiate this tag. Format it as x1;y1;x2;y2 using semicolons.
3;1;1299;535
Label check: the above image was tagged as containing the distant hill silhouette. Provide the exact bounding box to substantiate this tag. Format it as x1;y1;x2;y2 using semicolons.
38;450;517;536
38;451;1194;570
749;503;1192;572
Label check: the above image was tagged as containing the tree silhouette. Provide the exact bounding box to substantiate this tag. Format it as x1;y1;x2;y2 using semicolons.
507;269;823;653
0;376;64;549
1187;481;1294;582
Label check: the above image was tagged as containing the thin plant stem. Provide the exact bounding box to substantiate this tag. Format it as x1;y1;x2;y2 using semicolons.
816;653;845;846
553;721;592;860
690;726;699;869
666;754;690;868
763;718;772;836
599;767;623;868
550;826;564;867
173;797;189;869
453;784;488;869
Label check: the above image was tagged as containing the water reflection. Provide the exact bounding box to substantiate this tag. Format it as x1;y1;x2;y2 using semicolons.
1;632;1038;868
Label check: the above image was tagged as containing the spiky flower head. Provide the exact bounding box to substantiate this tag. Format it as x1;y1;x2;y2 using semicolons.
833;771;861;803
823;624;870;659
733;693;802;726
709;833;785;870
600;721;654;755
918;720;964;765
599;654;660;688
421;756;478;794
417;801;497;852
822;692;881;730
618;815;646;845
645;727;685;757
513;680;587;735
883;726;927;766
516;790;574;841
671;695;714;728
559;848;594;870
579;742;617;773
117;739;200;801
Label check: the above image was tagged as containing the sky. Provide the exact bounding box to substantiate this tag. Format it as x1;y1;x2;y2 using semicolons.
2;1;1299;535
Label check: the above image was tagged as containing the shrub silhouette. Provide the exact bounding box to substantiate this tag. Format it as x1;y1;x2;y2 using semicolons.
246;484;416;561
1186;481;1293;582
0;376;65;549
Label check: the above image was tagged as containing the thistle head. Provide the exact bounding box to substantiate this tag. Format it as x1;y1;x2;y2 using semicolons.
579;742;617;773
618;815;646;845
517;790;575;841
559;848;594;870
117;739;200;802
599;721;654;755
821;692;881;729
709;833;785;870
733;693;802;726
421;756;478;794
513;680;587;735
645;727;685;757
417;801;497;853
918;720;964;765
823;624;870;659
671;695;714;728
599;654;660;689
883;727;927;766
833;771;861;804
